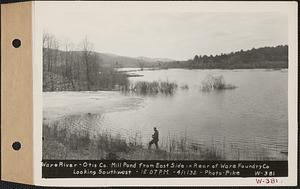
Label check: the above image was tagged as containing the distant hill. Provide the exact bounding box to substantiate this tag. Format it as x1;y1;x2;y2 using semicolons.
136;56;175;63
95;52;169;68
43;49;169;68
161;45;288;69
44;45;288;70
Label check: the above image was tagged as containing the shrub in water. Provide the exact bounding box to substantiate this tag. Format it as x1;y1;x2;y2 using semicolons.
201;74;236;91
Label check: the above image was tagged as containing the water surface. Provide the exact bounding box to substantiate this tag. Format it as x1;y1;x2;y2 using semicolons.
43;69;288;160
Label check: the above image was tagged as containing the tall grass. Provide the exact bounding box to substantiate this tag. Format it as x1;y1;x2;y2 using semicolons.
43;121;220;160
122;80;178;95
43;117;223;160
43;121;138;160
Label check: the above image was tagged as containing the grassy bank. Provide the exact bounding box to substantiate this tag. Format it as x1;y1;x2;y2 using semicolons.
42;114;223;160
42;113;285;160
43;125;221;160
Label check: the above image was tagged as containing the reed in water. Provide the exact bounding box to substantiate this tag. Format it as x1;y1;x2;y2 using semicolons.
120;80;178;95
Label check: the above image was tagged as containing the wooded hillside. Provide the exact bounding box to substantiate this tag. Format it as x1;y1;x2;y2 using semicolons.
161;45;288;69
43;33;128;92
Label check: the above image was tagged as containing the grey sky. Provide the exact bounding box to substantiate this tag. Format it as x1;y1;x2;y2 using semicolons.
37;2;288;60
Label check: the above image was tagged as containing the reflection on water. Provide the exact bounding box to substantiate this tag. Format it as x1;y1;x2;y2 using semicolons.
43;69;288;160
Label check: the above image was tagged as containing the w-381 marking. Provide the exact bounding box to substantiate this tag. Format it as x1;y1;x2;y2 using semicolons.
255;178;280;184
254;170;276;176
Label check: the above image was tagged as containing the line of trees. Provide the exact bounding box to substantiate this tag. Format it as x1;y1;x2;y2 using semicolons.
161;45;288;69
43;33;128;92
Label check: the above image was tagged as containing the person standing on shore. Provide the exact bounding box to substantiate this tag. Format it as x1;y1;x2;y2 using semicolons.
148;127;159;150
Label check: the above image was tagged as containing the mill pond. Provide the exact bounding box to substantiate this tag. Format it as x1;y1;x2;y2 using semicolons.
43;68;288;160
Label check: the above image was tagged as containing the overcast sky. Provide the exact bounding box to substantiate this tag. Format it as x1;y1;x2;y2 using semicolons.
37;2;288;60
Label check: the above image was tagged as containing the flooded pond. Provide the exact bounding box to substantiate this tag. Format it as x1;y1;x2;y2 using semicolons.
43;69;288;160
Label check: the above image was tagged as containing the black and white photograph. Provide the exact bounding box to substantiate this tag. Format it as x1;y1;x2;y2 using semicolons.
33;2;298;184
41;2;290;162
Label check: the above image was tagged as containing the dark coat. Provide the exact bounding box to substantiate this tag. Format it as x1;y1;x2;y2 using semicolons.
152;130;159;141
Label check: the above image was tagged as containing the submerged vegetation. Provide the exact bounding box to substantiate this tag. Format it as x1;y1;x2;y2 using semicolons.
118;74;236;96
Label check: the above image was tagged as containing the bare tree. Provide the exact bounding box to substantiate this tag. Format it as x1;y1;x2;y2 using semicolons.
62;40;76;89
43;33;120;92
81;37;96;91
43;33;59;72
68;43;77;90
51;39;60;90
43;32;60;91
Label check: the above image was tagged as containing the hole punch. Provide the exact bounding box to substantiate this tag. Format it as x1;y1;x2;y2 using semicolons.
12;141;21;151
12;39;21;48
